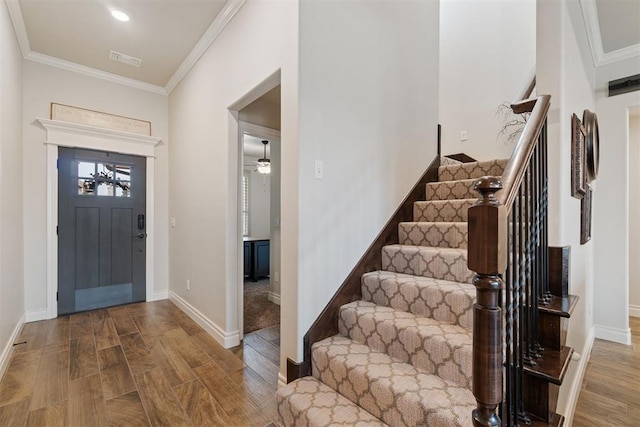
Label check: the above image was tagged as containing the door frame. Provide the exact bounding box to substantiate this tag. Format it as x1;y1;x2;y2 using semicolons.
36;118;162;319
237;121;281;340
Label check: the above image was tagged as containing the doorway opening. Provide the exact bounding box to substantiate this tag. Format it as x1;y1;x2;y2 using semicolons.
235;83;282;368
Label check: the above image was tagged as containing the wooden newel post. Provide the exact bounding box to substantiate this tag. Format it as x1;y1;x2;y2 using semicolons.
468;176;507;427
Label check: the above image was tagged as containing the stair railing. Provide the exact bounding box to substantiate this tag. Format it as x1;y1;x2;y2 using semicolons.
468;89;551;426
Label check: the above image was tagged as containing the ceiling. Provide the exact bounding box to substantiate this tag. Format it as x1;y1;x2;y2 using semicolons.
6;0;244;94
5;0;639;96
595;0;640;53
243;134;270;160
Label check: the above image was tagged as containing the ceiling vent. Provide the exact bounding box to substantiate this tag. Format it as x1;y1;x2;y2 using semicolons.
609;73;640;97
109;50;142;68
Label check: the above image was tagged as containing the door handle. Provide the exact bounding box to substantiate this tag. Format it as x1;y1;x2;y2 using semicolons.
135;233;146;239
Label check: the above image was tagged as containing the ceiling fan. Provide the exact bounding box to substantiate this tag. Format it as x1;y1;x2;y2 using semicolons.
254;140;271;174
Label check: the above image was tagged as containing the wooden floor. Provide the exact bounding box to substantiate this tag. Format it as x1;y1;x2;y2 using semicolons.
0;300;281;426
574;316;640;426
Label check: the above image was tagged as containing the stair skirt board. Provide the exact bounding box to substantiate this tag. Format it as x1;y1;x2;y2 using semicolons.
279;159;522;426
557;326;594;427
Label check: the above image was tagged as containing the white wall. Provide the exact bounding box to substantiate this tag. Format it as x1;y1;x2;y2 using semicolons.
244;159;271;238
168;0;298;365
22;61;170;316
537;0;597;423
593;54;640;338
0;0;25;376
630;112;640;316
439;0;536;161
296;1;440;356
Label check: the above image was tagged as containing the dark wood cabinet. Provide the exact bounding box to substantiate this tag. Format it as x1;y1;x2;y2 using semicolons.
253;240;270;279
243;237;269;281
243;242;251;277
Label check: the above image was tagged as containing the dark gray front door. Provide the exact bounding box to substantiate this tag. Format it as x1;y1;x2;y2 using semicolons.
58;147;146;314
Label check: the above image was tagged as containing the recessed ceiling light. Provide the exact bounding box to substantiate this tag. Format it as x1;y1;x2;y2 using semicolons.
111;10;130;22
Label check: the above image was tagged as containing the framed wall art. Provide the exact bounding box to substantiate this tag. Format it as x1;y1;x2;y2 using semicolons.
51;103;151;136
571;113;586;199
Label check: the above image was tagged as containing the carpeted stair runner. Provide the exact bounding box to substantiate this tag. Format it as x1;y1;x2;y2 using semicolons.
276;157;508;426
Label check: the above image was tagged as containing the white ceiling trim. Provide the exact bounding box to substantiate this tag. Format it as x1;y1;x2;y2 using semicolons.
6;0;246;96
165;0;246;94
26;51;168;95
580;0;640;67
5;0;30;54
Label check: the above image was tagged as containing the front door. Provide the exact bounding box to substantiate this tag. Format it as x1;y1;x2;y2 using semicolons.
58;147;146;314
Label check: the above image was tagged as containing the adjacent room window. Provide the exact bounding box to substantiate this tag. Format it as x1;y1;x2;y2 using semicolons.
242;171;250;236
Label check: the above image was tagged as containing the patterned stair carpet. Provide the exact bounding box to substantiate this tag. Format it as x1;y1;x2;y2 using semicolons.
276;157;508;427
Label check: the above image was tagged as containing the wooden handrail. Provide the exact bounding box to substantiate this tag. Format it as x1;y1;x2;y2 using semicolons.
499;95;550;209
469;81;552;425
511;72;536;110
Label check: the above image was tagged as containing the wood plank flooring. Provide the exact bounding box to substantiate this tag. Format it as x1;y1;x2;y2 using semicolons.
0;300;281;426
574;316;640;426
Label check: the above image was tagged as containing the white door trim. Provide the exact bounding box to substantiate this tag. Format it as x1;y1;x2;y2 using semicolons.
237;121;281;340
35;118;162;319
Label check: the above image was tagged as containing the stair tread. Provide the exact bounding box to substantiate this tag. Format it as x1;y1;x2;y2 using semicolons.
398;222;468;248
312;335;475;426
382;244;473;284
524;346;574;385
438;158;509;181
276;376;388;426
413;198;475;222
426;178;478;201
339;301;472;387
361;270;475;330
538;295;579;318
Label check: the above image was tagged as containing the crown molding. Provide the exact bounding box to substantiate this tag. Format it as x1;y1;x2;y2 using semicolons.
165;0;246;94
5;0;31;56
25;52;168;95
580;0;640;67
6;0;247;96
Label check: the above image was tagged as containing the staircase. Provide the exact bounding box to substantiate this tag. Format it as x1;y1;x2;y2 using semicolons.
276;157;508;426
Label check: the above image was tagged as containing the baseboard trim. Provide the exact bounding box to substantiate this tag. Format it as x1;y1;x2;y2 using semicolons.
169;291;240;348
559;326;595;427
0;313;25;381
278;372;287;389
630;304;640;318
594;323;631;345
148;291;169;302
268;292;281;305
25;309;50;322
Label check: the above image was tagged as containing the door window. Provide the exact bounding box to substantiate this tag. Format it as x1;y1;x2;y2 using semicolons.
77;161;132;197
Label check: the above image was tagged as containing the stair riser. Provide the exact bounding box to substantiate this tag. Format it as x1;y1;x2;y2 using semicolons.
398;222;468;248
312;336;475;427
426;180;477;201
413;200;474;222
438;159;508;181
361;272;474;330
338;303;472;388
382;246;474;284
276;377;387;427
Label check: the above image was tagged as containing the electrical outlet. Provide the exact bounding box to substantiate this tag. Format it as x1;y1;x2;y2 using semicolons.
460;130;468;141
170;217;176;228
186;279;190;291
274;272;279;282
